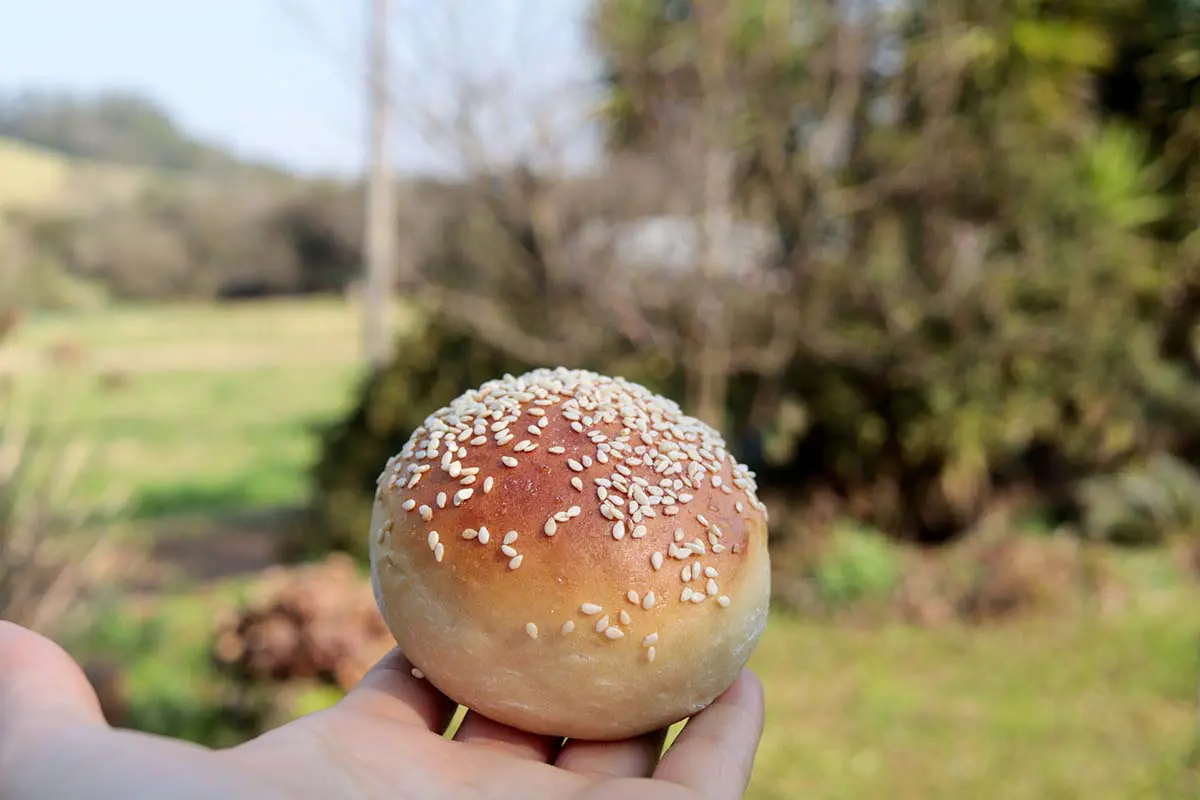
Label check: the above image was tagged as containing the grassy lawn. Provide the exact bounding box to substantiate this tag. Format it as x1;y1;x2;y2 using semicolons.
2;299;413;521
5;299;1197;799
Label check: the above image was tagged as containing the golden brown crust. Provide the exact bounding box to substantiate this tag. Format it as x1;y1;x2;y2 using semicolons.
370;368;771;739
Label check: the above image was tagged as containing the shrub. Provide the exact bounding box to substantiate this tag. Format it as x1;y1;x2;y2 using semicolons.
1078;454;1200;546
211;554;392;690
811;522;905;613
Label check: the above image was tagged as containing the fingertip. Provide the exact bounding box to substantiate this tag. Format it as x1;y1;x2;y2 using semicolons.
336;647;458;732
654;669;766;799
727;669;765;716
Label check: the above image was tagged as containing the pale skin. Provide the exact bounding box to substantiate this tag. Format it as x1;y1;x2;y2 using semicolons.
0;621;764;799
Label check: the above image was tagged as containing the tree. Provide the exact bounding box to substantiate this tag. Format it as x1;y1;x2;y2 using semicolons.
587;0;1197;539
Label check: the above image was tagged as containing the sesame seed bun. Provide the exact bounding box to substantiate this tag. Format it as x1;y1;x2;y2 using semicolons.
369;368;771;740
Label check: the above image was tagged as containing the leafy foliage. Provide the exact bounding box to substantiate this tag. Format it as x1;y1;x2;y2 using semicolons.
587;0;1200;541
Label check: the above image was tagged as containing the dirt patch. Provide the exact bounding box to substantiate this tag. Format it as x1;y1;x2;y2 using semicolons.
138;508;308;586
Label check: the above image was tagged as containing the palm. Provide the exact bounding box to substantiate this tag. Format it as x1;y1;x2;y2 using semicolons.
0;623;763;800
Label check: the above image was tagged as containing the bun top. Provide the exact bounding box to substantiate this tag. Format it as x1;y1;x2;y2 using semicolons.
375;367;768;658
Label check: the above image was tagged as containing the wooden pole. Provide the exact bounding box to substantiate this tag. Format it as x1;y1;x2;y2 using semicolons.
363;0;395;368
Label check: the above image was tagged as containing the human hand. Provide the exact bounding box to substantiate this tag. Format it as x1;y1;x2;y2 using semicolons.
0;621;764;799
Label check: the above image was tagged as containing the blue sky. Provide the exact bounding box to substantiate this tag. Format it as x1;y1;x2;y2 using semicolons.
0;0;598;176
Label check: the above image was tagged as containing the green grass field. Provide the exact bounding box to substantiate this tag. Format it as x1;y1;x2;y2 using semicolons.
4;299;1198;799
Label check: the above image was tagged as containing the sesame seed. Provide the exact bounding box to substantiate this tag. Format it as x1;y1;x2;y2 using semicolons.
580;603;603;615
619;609;631;625
594;615;609;633
434;542;445;562
554;510;570;523
642;592;656;610
501;544;518;557
651;552;664;571
705;567;719;578
427;531;440;550
509;554;524;569
681;587;694;601
674;528;685;542
647;646;657;662
388;370;766;599
707;578;719;596
503;530;518;545
604;627;625;640
478;527;491;544
642;632;659;647
419;505;433;522
612;521;626;540
462;528;477;539
525;622;538;640
561;621;575;634
627;590;640;605
436;492;447;509
411;668;425;679
544;518;558;536
567;505;582;518
717;595;731;608
453;488;473;505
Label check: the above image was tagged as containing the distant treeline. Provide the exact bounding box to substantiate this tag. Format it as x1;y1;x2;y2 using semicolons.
0;89;279;174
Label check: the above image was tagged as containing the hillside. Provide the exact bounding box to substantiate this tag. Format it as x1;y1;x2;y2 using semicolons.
0;136;149;213
0;89;278;174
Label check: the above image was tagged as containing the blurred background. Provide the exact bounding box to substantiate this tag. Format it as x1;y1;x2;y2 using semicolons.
0;1;1198;797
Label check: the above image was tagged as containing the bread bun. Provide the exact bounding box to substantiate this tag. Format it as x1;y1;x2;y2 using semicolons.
369;368;770;740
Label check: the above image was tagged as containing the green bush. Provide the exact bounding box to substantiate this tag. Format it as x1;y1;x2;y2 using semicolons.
812;522;905;612
1078;454;1200;546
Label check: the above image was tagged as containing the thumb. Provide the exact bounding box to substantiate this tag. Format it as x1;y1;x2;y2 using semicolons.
0;621;106;744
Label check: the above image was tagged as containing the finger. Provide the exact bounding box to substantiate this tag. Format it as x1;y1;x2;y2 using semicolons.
555;728;668;779
0;621;106;743
654;670;765;800
453;710;562;762
336;648;457;732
